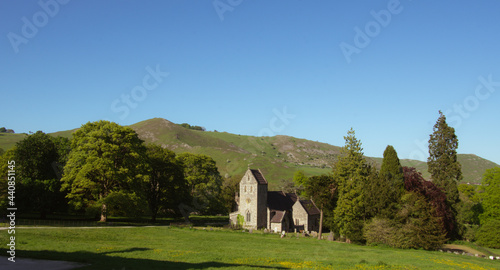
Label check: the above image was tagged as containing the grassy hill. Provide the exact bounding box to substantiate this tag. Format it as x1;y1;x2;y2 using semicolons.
1;118;498;188
0;133;27;151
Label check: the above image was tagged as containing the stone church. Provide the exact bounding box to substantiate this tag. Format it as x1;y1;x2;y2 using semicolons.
229;168;320;233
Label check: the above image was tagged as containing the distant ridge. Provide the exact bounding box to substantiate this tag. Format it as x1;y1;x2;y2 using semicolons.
1;118;497;188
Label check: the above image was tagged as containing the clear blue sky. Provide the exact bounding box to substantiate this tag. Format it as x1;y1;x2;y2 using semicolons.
1;0;499;164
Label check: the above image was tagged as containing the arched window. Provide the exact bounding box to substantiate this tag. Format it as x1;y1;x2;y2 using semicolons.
246;211;251;222
250;186;253;193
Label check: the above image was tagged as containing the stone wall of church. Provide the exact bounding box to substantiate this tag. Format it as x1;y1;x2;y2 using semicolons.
292;202;309;231
257;183;268;228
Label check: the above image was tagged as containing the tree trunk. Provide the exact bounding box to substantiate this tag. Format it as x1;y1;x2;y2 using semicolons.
318;208;323;240
100;203;107;222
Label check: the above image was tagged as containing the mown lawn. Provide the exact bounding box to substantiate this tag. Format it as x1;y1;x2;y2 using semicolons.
1;226;498;269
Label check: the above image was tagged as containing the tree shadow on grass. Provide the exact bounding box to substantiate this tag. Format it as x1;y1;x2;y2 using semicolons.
1;249;288;270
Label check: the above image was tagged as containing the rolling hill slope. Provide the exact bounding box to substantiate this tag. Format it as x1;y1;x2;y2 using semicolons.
1;118;497;188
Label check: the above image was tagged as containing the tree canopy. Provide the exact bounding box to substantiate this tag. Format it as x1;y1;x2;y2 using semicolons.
141;144;187;222
176;152;224;215
61;121;145;222
14;131;67;218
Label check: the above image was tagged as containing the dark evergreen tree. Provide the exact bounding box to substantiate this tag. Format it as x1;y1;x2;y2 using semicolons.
366;145;404;219
396;191;447;250
428;111;462;208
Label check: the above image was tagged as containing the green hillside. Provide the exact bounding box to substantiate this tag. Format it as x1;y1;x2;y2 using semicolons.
0;133;27;151
1;118;498;188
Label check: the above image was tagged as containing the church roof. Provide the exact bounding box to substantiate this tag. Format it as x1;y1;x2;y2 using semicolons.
270;210;285;223
250;169;268;185
299;200;321;216
268;191;295;211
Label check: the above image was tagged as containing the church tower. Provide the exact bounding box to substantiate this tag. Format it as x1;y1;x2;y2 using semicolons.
239;168;268;229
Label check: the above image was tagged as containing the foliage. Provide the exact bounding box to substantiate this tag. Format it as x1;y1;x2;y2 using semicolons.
395;192;447;250
14;131;67;218
220;176;240;213
102;190;147;218
140;144;187;221
363;217;397;247
0;127;14;133
61;121;145;221
366;145;404;219
304;174;337;235
333;128;370;242
179;123;206;131
427;111;462;209
237;214;244;227
177;153;224;215
403;166;456;239
478;167;500;224
457;184;482;226
475;219;500;248
292;170;307;196
304;174;337;212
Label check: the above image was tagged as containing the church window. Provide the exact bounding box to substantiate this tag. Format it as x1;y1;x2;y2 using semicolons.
250;186;253;193
244;186;246;193
246;211;251;222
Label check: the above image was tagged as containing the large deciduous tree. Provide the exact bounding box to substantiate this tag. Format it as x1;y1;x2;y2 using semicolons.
428;111;462;209
61;121;145;222
176;153;224;215
14;131;67;218
304;174;337;240
478;167;500;223
333;128;370;243
475;167;500;248
141;144;187;222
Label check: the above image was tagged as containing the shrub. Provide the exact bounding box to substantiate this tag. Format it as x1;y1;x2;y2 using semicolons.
363;218;397;246
475;219;500;248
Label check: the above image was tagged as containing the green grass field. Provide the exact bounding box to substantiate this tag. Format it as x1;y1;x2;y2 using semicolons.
1;226;498;269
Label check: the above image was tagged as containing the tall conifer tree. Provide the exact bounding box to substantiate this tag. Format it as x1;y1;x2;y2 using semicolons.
333;128;369;242
428;111;462;208
366;145;404;218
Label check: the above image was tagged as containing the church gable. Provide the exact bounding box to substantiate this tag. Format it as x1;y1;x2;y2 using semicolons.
241;169;268;186
250;169;268;185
